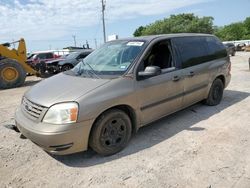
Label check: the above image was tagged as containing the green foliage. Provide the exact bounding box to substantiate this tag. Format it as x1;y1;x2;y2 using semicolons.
133;13;214;36
210;17;250;41
215;22;246;41
214;17;250;41
134;26;146;37
243;17;250;39
133;14;250;41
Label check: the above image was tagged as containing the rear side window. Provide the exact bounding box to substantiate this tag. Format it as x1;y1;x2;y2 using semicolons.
45;53;54;59
37;53;54;59
206;37;227;59
173;37;208;68
36;53;46;59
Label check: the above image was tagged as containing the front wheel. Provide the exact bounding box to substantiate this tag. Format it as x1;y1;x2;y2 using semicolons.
0;59;26;89
205;79;224;106
61;64;73;72
89;109;132;156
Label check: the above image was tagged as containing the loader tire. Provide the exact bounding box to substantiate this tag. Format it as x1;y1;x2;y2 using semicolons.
0;59;26;89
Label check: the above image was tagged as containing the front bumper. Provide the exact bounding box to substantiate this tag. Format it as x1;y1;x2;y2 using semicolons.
15;107;93;155
46;63;60;74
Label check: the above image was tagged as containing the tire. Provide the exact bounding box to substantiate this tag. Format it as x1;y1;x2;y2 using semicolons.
61;64;73;72
35;61;46;74
0;59;26;89
205;79;224;106
89;109;132;156
232;51;236;56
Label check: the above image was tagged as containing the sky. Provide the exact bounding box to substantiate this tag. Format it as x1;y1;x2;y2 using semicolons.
0;0;249;52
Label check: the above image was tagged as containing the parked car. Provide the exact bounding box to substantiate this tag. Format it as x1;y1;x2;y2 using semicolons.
15;34;231;156
58;50;93;72
45;54;69;74
236;43;246;51
26;51;60;70
224;43;236;56
244;45;250;52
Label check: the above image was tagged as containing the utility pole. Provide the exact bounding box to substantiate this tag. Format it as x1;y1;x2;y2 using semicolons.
101;0;106;43
12;39;16;48
72;35;76;47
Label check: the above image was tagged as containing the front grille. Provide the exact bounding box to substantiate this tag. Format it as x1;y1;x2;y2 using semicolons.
22;97;45;120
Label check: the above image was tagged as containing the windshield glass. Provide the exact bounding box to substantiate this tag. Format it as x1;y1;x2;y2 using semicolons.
71;40;145;78
27;54;35;59
66;52;80;59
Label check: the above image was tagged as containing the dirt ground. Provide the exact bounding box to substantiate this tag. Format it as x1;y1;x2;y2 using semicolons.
0;52;250;188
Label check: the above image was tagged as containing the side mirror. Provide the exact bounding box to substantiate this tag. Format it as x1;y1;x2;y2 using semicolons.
138;66;161;78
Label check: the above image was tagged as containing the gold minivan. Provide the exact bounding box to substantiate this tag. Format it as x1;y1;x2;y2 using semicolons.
15;34;231;156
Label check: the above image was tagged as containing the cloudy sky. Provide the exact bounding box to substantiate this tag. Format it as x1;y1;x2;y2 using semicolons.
0;0;249;51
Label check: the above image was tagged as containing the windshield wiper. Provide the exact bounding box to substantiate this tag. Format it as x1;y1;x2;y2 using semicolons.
81;60;101;79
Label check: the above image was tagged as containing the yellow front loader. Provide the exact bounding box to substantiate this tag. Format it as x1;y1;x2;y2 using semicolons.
0;38;38;89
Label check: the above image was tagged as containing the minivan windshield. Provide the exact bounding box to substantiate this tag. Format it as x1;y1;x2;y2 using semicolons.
70;40;145;78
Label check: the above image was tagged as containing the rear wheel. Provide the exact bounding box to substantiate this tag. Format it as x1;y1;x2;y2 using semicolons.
205;78;224;106
0;59;26;89
89;109;132;156
61;64;73;72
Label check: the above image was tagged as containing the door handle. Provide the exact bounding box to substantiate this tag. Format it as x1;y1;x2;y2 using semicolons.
172;75;180;81
188;71;195;77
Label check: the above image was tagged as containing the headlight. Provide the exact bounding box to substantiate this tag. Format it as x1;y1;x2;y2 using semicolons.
43;102;78;124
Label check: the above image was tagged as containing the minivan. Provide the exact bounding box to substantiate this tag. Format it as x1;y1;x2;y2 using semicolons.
15;34;231;156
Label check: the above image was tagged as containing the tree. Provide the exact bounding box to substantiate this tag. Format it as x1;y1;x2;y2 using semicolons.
133;13;250;41
215;21;248;41
243;17;250;39
214;17;250;41
133;13;214;36
134;26;145;37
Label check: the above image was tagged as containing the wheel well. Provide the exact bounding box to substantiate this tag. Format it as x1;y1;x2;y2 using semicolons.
216;75;225;88
62;63;73;68
91;105;137;136
113;105;137;134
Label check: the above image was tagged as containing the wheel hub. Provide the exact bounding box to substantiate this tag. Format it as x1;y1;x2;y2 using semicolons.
213;86;220;99
1;67;19;82
101;118;126;147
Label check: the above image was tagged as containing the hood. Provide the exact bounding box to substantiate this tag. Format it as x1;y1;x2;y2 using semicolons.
46;58;64;64
58;58;77;65
25;73;111;107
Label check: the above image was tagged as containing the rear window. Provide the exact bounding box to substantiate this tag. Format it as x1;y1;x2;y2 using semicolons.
206;37;227;59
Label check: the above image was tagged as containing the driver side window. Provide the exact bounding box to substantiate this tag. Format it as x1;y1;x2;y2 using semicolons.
140;40;173;71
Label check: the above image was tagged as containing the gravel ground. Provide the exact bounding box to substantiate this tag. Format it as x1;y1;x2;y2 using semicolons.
0;52;250;188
